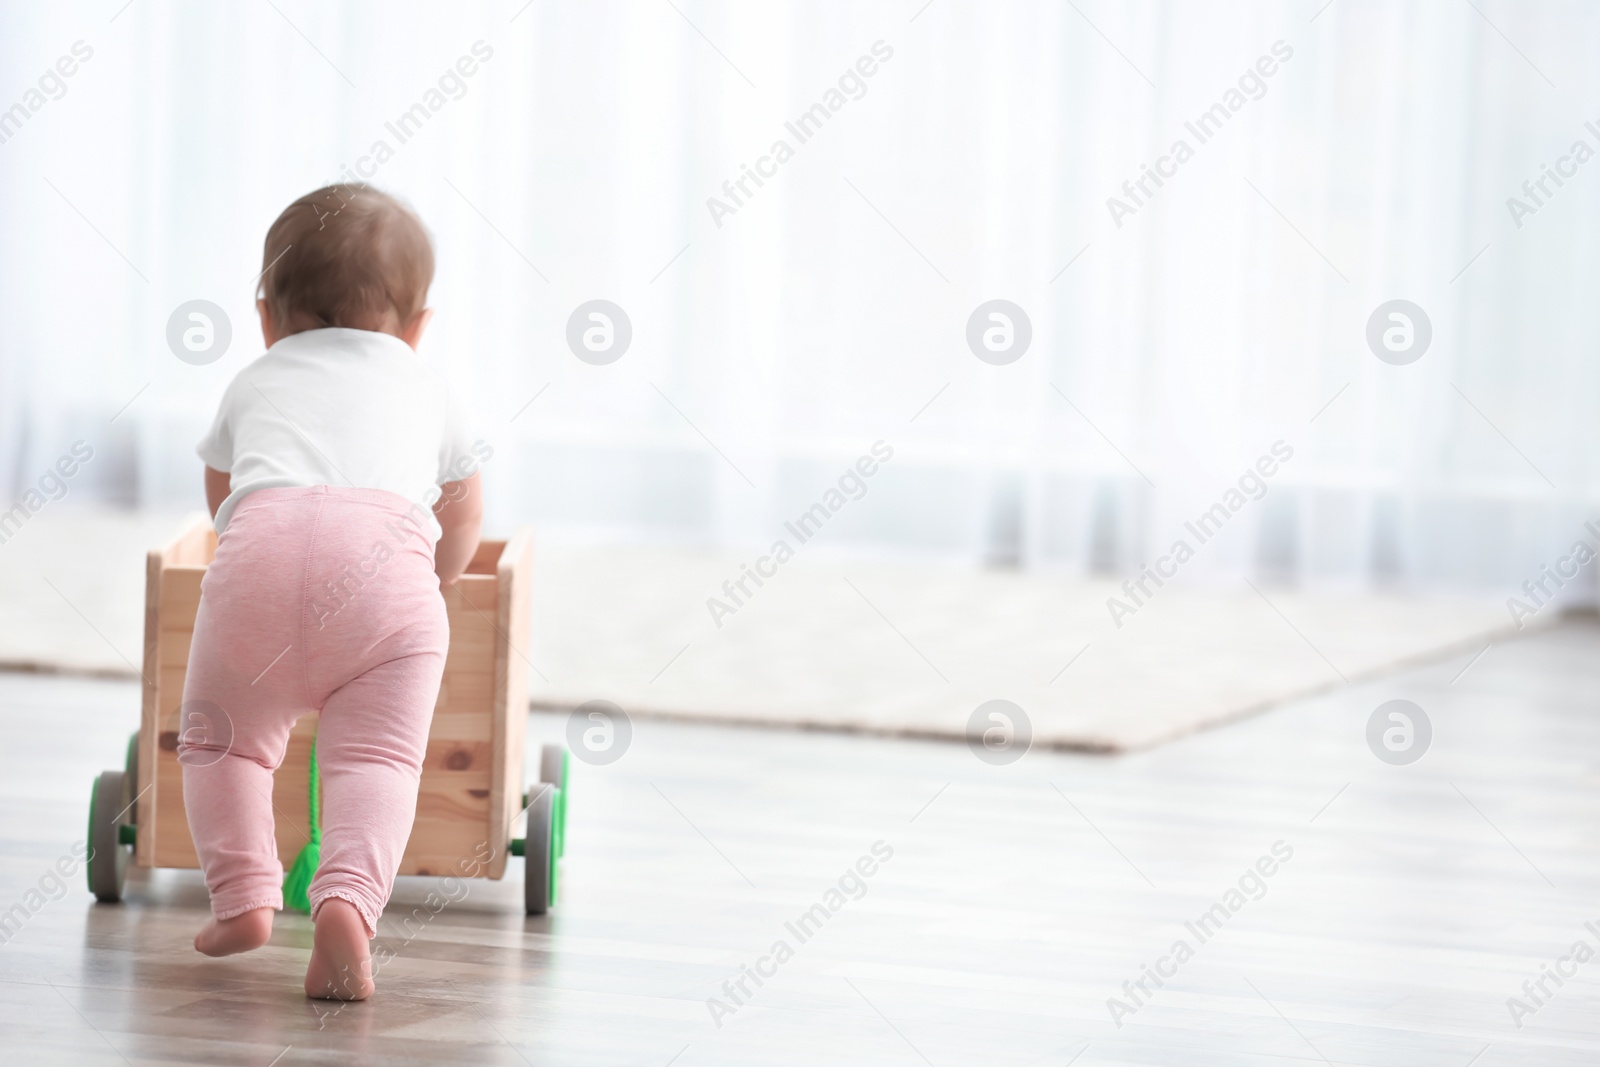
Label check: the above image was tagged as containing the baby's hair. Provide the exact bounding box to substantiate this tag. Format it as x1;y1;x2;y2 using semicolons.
258;184;434;336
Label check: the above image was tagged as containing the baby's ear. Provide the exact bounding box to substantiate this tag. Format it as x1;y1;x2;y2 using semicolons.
257;300;281;347
400;308;434;351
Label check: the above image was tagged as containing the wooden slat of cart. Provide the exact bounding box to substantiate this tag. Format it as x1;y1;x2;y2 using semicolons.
137;515;213;868
488;528;532;880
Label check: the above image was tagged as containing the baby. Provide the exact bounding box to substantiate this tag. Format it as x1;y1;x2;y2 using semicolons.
180;184;482;1000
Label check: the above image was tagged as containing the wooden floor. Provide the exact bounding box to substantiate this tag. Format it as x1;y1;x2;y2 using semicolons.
1;622;1598;1065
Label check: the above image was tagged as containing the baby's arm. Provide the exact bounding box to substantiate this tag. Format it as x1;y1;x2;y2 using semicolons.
433;472;483;585
204;466;230;519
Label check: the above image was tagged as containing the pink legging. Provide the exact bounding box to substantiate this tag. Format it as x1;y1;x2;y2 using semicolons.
179;486;447;937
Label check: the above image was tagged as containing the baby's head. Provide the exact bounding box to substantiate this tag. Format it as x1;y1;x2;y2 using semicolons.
257;184;434;348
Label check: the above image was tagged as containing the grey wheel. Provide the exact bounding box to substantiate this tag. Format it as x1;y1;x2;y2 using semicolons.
539;744;565;788
88;770;129;903
540;745;569;858
524;784;554;916
524;783;556;921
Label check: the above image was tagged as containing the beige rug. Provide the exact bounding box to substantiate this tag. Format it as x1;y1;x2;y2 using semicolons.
0;508;1522;751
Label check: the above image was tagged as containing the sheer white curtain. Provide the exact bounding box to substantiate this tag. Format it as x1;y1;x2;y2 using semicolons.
3;0;1596;598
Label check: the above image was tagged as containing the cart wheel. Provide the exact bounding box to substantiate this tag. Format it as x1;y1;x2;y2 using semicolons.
539;744;565;788
524;784;555;916
540;745;569;859
87;769;130;902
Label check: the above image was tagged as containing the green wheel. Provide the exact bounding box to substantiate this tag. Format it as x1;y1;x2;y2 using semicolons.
539;745;568;858
87;770;130;902
523;784;555;916
556;753;567;858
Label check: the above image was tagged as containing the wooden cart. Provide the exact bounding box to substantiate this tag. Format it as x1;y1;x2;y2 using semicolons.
84;514;566;915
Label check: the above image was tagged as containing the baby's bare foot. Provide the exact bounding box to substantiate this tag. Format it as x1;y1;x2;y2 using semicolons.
304;897;374;1001
194;906;275;957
